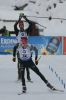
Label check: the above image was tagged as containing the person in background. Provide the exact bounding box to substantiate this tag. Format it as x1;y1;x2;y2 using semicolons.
0;26;10;36
14;14;39;36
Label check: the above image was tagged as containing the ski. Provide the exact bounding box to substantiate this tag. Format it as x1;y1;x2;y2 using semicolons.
18;92;27;95
47;82;64;92
49;86;64;92
18;88;64;95
18;93;25;95
52;88;64;92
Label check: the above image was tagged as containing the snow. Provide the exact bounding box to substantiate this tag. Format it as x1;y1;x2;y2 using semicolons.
0;0;66;100
0;55;66;100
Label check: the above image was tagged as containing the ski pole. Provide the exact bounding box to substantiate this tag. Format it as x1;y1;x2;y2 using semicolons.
36;22;47;28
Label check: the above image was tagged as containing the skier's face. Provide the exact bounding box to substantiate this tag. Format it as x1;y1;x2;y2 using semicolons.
21;38;27;47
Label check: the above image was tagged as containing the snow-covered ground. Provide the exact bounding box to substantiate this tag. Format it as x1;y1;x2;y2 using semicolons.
0;55;66;100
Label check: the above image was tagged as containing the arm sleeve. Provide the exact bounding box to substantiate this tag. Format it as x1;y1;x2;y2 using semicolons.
23;16;32;34
14;21;19;36
13;43;19;57
30;45;38;59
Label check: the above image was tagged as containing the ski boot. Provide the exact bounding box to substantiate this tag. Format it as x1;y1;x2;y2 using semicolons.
46;82;56;90
22;86;27;93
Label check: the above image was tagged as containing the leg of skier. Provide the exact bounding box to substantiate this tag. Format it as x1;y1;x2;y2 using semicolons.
17;52;21;80
20;64;27;93
17;61;21;80
27;59;55;90
26;67;31;81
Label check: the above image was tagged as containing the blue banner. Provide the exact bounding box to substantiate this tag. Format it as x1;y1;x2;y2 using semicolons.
0;36;17;54
28;36;62;55
0;36;62;55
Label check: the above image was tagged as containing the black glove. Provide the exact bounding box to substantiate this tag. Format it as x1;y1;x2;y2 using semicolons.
12;57;16;62
19;13;24;19
19;13;23;20
23;15;26;19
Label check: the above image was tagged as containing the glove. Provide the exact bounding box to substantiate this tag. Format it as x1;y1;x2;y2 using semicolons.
19;14;23;20
19;13;24;19
23;15;26;19
35;59;38;65
12;57;16;62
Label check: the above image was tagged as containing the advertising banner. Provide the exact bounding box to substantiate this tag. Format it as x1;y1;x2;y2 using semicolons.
0;36;62;55
28;36;62;55
0;36;17;54
63;37;66;55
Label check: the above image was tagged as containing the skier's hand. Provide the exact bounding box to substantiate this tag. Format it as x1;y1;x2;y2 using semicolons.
35;59;38;65
19;13;24;19
23;15;26;19
19;13;24;20
12;57;16;62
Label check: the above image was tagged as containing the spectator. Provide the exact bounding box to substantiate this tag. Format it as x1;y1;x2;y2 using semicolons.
0;26;10;36
14;14;39;36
